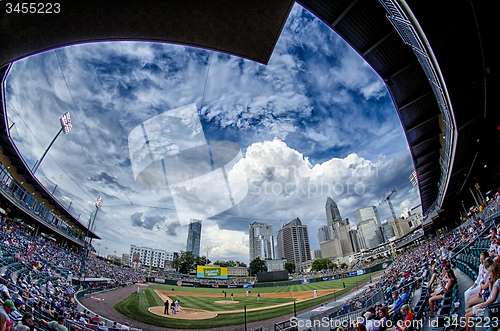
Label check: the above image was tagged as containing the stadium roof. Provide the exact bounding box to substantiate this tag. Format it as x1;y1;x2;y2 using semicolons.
0;0;497;229
1;65;100;241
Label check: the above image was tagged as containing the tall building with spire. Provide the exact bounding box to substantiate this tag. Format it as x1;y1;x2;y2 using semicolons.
320;197;358;262
186;219;202;256
249;222;275;262
326;196;342;222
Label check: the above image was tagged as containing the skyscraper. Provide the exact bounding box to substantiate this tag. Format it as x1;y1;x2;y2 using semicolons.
186;219;202;256
326;196;342;222
317;225;331;243
276;218;311;264
320;197;357;260
353;206;383;250
382;217;396;241
249;222;275;261
391;217;412;238
325;197;356;257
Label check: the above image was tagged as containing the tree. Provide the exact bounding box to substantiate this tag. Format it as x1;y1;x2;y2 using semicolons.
311;258;335;271
173;250;196;274
284;262;296;274
249;257;268;276
213;260;247;268
213;260;229;267
340;262;348;269
196;255;211;266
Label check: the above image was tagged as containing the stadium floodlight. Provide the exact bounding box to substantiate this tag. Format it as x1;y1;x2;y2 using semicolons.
409;170;418;187
32;111;73;174
59;111;72;134
95;196;103;209
80;196;103;285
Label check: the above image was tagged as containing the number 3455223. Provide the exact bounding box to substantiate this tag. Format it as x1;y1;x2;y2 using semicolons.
6;3;61;14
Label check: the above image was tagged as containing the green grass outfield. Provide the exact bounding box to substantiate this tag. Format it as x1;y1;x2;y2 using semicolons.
168;294;295;312
114;273;375;329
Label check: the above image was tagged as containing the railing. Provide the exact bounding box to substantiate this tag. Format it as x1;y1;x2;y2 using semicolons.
474;199;500;221
0;184;85;245
274;320;296;331
451;212;499;261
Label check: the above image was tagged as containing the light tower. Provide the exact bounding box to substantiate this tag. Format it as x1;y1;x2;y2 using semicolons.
32;112;72;174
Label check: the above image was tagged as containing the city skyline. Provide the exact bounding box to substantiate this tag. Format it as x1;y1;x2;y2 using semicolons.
4;3;420;264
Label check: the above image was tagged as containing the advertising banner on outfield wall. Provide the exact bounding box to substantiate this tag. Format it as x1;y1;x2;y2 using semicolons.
196;266;228;279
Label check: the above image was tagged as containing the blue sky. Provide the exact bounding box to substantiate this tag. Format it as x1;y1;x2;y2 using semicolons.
4;3;419;264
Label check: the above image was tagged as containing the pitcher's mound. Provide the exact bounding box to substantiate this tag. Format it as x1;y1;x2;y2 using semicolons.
214;300;239;304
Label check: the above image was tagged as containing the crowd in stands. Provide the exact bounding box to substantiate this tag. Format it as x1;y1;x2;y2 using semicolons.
328;188;500;331
0;216;146;331
1;185;499;331
289;259;393;282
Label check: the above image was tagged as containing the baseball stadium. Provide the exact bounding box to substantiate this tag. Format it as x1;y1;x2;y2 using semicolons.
0;0;496;331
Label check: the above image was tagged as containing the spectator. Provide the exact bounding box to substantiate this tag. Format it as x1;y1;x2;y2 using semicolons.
365;311;376;331
388;291;403;315
428;269;456;318
2;300;21;323
399;287;409;303
14;312;35;331
464;251;489;303
464;262;500;331
0;313;13;331
375;307;389;331
97;321;108;331
389;304;415;331
466;257;494;309
77;313;88;324
41;315;68;331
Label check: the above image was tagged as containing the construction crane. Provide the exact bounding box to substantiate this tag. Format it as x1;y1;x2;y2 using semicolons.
379;188;397;220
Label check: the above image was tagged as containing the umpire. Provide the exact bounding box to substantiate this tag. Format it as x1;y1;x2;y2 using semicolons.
164;300;169;315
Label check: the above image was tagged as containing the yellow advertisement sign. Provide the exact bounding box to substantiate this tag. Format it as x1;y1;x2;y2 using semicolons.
196;265;228;279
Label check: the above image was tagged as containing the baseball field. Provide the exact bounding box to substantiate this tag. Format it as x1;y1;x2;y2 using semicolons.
114;273;374;329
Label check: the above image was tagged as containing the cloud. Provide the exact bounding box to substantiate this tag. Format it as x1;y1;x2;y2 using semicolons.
165;221;181;237
220;139;418;242
130;212;143;227
129;212;166;231
202;222;248;261
87;171;134;193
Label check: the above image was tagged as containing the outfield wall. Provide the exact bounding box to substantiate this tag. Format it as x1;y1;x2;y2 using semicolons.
253;259;393;288
147;260;393;288
148;277;248;289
